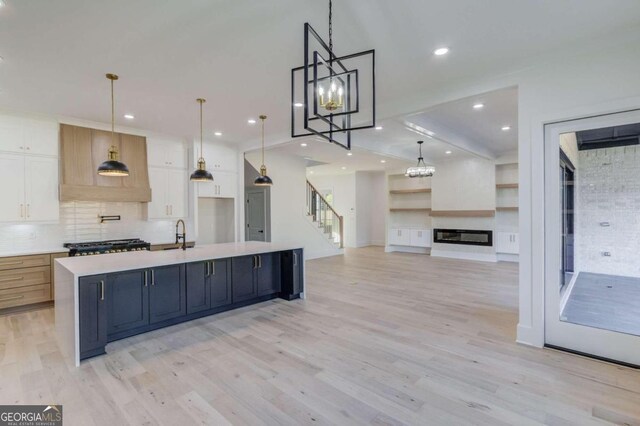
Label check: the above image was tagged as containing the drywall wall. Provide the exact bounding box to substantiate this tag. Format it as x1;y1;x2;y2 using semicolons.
245;152;343;259
198;198;235;244
431;157;496;211
575;145;640;277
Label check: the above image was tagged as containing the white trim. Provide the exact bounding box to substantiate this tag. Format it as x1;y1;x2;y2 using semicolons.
430;249;497;262
305;248;344;260
385;245;429;254
559;271;579;314
497;253;519;263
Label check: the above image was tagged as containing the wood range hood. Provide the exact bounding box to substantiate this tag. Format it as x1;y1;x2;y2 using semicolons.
59;124;151;202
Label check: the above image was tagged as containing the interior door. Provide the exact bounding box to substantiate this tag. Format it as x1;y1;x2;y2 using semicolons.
544;109;640;366
246;189;267;242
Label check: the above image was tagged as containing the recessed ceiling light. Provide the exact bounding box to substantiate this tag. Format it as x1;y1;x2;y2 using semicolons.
247;119;256;124
501;126;511;131
214;131;222;136
434;47;449;56
300;143;307;147
347;152;353;156
294;103;304;108
445;150;452;154
123;114;134;120
309;170;314;174
473;103;484;109
375;126;383;130
380;160;386;163
341;166;347;170
0;1;5;8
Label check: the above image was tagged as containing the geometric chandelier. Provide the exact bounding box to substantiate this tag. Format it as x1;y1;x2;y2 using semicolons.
291;0;376;150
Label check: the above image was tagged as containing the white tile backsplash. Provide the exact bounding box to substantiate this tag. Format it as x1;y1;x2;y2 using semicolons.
0;201;194;255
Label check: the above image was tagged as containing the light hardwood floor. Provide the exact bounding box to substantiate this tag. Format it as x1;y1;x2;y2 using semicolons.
1;247;639;425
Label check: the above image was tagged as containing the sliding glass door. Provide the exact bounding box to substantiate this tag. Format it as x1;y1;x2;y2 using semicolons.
544;109;640;366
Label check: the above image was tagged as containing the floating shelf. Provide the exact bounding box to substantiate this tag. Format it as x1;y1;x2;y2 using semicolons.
496;206;519;211
496;183;519;189
430;210;495;218
389;188;432;194
389;208;432;213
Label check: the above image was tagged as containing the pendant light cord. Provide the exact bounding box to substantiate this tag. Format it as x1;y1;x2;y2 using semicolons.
261;116;266;165
110;77;115;146
200;100;203;158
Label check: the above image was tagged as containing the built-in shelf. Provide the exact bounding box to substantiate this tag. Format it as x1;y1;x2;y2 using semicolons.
496;183;519;189
389;208;432;213
430;210;496;218
496;206;519;211
389;188;432;194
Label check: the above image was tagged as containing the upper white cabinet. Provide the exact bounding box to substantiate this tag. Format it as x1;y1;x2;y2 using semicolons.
0;116;58;156
195;141;238;173
0;153;58;222
198;171;237;199
147;168;187;220
147;138;187;169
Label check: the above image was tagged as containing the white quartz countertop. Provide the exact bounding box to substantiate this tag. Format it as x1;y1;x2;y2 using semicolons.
55;242;302;276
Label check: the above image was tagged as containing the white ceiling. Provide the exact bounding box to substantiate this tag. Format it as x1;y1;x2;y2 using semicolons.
1;0;639;149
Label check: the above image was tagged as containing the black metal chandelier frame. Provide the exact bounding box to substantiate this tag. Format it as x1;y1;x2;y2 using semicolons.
291;16;376;150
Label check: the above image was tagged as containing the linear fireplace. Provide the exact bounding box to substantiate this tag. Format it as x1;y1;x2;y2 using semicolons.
433;229;493;246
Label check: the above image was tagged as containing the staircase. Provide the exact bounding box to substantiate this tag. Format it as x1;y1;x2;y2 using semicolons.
306;180;344;248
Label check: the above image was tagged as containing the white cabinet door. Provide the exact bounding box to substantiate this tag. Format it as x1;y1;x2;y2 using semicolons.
410;229;431;247
0;154;26;222
148;139;186;169
0;116;25;154
167;169;187;218
389;228;411;246
201;142;237;172
148;167;169;219
24;156;59;222
24;120;59;157
198;171;237;198
496;232;519;254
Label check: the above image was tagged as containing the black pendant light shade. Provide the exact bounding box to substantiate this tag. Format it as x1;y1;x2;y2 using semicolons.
98;146;129;176
254;115;273;186
190;158;214;182
98;73;130;177
190;98;214;182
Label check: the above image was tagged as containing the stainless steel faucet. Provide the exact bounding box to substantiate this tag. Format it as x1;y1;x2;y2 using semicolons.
175;219;187;250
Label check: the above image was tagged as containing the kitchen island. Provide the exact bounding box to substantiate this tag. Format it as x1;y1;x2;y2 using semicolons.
55;242;304;366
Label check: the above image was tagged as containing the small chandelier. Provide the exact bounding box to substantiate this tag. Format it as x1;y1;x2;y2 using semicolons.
254;115;273;186
190;98;214;182
405;141;435;178
97;74;129;177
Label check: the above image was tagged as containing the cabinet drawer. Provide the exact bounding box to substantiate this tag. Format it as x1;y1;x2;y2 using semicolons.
0;254;50;271
0;266;50;291
0;284;51;309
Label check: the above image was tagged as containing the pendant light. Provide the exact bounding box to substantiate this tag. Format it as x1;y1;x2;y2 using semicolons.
190;98;214;182
254;115;273;186
97;74;130;176
405;141;435;178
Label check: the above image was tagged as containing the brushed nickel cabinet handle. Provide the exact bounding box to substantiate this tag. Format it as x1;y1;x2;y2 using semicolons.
253;256;257;269
151;270;155;286
0;276;24;283
0;295;25;302
26;204;30;218
20;204;24;218
100;280;105;301
293;252;297;266
144;270;148;287
258;255;262;268
211;261;215;275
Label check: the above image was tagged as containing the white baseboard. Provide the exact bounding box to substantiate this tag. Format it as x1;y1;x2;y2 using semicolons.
516;323;544;347
430;249;497;262
305;248;344;260
497;253;519;262
385;245;430;254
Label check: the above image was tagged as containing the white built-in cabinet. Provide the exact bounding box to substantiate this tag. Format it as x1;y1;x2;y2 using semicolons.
496;232;519;254
147;138;188;219
388;228;431;248
194;141;238;199
198;171;237;198
0;115;59;223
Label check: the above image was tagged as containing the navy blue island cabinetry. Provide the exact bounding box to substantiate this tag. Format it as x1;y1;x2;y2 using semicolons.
75;247;303;361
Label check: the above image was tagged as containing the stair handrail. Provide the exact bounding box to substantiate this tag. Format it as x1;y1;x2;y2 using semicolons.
306;179;344;248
